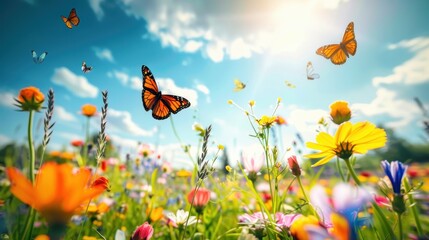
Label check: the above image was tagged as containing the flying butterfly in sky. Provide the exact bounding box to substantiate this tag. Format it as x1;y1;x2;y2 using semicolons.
141;65;191;120
316;22;357;65
233;79;246;92
62;8;80;29
285;80;296;88
81;61;93;73
306;61;320;80
31;50;47;64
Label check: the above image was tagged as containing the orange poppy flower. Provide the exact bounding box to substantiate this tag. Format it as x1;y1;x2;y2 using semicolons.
6;162;107;225
16;86;45;111
81;104;97;117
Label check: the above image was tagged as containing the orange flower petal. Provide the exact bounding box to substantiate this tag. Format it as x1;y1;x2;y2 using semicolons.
6;167;37;207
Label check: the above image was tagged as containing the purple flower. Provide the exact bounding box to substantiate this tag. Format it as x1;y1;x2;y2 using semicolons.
381;160;407;195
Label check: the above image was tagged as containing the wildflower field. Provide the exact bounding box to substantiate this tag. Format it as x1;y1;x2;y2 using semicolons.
1;88;429;240
1;1;429;240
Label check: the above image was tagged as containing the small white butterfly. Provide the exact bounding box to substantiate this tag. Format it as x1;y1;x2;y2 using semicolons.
306;61;320;80
31;50;47;64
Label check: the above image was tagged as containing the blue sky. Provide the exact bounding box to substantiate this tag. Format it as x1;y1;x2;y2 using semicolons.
1;0;428;167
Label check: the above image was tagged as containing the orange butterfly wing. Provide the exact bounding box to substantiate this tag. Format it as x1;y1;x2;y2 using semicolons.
316;22;356;65
68;8;80;26
62;8;79;28
341;22;357;56
141;65;191;120
142;65;159;111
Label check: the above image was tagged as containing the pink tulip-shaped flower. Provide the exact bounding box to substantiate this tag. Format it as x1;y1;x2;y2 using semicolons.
131;222;154;240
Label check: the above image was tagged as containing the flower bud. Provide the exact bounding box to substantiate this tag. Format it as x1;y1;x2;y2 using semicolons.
15;86;45;111
329;101;351;125
287;155;301;177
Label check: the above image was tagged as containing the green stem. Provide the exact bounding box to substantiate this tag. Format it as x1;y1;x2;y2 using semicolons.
397;213;403;240
181;183;201;240
170;117;195;165
27;110;35;182
297;176;318;218
82;117;90;166
22;110;36;240
403;178;423;235
372;200;396;239
343;157;361;186
336;157;346;182
22;209;36;240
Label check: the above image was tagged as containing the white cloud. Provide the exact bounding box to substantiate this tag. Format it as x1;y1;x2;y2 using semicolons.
352;88;420;128
51;67;99;98
0;92;15;108
107;71;141;90
195;83;210;103
108;70;129;85
130;76;141;90
108;108;157;136
183;40;203;53
373;37;429;86
0;134;12;147
157;78;198;107
196;83;209;95
93;47;115;62
287;106;328;143
55;106;77;122
95;0;346;62
110;134;139;150
89;0;105;21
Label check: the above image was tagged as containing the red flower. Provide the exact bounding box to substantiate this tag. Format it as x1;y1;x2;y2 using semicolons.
132;222;154;240
91;176;110;191
187;188;210;213
71;139;84;147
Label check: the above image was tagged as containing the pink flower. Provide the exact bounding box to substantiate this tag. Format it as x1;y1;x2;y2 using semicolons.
275;213;301;228
188;188;211;214
242;155;263;173
287;155;301;177
131;222;153;240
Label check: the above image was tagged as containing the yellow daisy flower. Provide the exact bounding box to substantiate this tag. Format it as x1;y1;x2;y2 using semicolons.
305;121;387;167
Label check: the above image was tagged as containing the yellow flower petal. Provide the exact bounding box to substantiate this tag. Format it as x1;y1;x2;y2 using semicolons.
311;153;336;167
335;122;352;143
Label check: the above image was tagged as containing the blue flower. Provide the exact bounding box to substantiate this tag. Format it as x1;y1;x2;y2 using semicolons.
381;160;407;195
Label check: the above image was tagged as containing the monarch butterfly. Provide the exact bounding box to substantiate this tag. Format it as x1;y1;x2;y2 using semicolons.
141;65;191;120
306;61;320;80
81;61;93;73
233;79;246;92
62;8;80;29
285;80;296;88
316;22;357;65
31;50;47;64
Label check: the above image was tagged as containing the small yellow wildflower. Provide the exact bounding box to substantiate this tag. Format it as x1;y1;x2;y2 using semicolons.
218;144;224;150
227;100;233;104
249;100;255;107
257;115;276;127
225;165;232;172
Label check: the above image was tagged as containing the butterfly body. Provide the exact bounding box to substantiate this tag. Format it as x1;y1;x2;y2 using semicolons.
316;22;356;65
62;8;80;29
142;65;190;120
31;50;47;64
